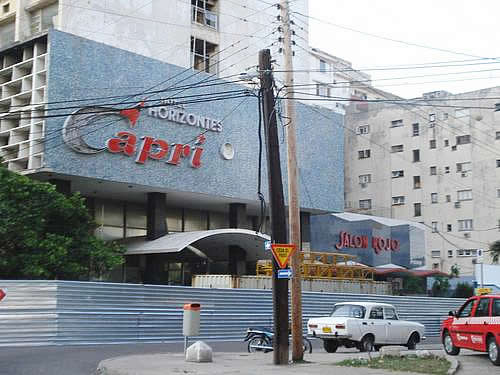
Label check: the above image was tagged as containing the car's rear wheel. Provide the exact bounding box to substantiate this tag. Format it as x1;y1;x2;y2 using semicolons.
487;336;500;366
443;331;460;356
407;332;419;350
359;335;374;352
323;339;339;353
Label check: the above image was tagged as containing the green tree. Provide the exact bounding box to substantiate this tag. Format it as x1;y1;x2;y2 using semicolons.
453;282;474;298
431;276;451;297
450;264;460;278
490;240;500;263
0;165;125;280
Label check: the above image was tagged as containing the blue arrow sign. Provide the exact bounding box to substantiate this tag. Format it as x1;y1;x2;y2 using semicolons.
277;269;293;279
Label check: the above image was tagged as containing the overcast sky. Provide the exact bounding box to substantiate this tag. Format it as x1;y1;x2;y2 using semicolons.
307;0;500;98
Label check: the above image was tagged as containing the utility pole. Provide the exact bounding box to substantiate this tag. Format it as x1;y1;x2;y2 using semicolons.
259;49;289;365
279;0;303;361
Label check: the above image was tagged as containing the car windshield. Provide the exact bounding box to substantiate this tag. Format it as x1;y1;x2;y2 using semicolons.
330;304;366;318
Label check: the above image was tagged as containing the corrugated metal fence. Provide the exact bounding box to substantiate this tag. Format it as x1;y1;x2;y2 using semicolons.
0;280;464;347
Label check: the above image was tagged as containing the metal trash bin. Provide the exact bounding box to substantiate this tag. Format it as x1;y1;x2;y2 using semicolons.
183;303;201;338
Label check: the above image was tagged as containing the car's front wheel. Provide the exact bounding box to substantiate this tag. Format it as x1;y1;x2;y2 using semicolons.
323;339;339;353
443;331;460;356
487;336;500;366
407;332;419;350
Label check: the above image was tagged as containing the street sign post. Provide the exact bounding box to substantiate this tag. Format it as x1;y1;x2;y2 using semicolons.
271;244;296;269
0;289;5;302
277;269;293;279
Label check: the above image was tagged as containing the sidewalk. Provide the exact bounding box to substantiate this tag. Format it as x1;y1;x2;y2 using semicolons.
96;347;447;375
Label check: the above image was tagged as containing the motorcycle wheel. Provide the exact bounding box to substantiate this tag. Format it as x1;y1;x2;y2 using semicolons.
248;336;271;353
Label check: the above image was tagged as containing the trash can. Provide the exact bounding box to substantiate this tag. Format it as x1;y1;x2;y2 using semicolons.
183;303;201;337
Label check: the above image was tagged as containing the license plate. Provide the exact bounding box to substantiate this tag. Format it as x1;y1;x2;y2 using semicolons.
322;326;332;333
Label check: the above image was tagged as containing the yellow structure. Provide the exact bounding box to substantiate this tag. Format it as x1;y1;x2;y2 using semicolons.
256;251;374;281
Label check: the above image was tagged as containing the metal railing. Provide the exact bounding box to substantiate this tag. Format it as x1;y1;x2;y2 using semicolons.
0;280;464;346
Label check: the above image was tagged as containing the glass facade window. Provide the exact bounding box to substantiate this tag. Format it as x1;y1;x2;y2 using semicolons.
414;203;422;217
458;219;473;231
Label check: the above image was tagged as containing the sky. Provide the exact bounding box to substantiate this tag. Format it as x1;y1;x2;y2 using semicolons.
307;0;500;99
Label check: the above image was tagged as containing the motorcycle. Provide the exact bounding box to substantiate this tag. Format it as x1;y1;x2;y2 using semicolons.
243;327;312;354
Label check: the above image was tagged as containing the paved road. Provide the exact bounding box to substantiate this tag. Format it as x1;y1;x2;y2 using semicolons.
0;337;492;375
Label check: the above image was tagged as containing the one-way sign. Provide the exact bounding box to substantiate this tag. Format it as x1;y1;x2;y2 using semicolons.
0;289;5;302
277;269;293;279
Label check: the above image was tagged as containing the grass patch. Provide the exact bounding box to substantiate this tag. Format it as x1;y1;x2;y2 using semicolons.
336;354;450;375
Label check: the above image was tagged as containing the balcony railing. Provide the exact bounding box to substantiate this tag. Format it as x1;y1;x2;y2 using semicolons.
192;6;218;30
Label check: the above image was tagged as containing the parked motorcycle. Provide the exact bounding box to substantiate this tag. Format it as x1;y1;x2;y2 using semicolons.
244;327;312;354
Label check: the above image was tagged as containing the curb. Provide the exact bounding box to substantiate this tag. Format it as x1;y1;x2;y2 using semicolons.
446;357;460;375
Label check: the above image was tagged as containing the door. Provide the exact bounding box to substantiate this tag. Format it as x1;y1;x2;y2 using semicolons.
383;306;407;344
470;297;491;351
367;306;387;344
451;298;477;350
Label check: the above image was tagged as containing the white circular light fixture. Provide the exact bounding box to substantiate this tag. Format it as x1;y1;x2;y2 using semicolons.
220;142;235;160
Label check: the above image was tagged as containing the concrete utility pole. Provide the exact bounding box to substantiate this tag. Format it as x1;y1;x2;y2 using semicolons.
259;49;289;365
279;0;303;362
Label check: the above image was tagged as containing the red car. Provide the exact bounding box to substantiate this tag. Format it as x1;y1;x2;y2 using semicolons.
441;294;500;365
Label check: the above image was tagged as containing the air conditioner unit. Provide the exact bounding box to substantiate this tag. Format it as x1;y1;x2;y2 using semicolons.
464;233;471;238
454;202;461;208
451;145;457;151
461;172;467;177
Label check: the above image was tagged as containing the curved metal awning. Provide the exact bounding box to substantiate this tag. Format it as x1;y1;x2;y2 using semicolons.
123;229;271;261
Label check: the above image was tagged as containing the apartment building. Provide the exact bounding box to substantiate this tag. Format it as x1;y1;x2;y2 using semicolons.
307;47;399;114
345;87;500;276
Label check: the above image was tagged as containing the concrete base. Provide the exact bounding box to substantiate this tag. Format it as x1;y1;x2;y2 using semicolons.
186;341;213;363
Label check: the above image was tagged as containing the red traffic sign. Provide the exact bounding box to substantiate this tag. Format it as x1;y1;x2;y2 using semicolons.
271;244;296;269
0;289;5;302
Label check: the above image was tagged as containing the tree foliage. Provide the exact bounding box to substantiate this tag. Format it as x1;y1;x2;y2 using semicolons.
453;282;474;298
431;276;450;297
0;165;125;280
490;240;500;263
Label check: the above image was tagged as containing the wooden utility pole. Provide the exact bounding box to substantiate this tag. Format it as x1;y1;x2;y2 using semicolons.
279;0;303;362
259;49;289;365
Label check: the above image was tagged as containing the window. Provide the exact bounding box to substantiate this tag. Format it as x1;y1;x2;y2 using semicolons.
414;203;422;216
456;135;471;145
391;144;404;153
359;199;372;209
392;196;405;205
429;113;436;122
431;193;438;203
3;3;9;14
191;37;218;74
30;3;58;34
457;299;475;318
330;304;366;318
390;119;403;127
319;59;327;72
457;189;472;201
446;195;451;202
413;176;421;189
445;166;450;174
315;83;330;97
457;249;478;257
447;250;453;257
359;174;372;184
412;123;419;136
493;299;500;317
413;149;420;162
358;149;371;159
431;250;440;258
369;306;384;319
357;125;370;134
429;140;436;149
458;219;473;231
456;162;471;172
447;224;452;232
192;0;218;29
497;159;500;168
431;222;438;232
455;108;470;118
497;189;500;198
496;131;500;140
430;166;437;175
392;170;404;178
383;307;398;320
475;298;490;317
444;139;449;147
443;113;449;120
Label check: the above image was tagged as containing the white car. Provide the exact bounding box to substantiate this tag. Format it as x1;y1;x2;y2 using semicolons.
307;302;426;353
